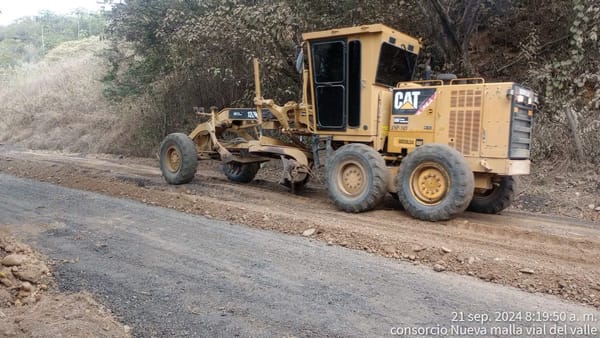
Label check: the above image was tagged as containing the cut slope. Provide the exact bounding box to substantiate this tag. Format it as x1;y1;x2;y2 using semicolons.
0;37;122;154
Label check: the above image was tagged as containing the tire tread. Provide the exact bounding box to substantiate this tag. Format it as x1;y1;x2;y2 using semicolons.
397;144;474;221
159;133;198;185
468;176;517;214
327;143;389;213
223;162;260;183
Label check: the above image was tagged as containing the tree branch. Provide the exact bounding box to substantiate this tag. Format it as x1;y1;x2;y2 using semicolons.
460;0;483;52
427;0;462;55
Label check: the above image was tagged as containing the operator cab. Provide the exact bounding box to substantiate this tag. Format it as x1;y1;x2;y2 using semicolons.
302;24;420;138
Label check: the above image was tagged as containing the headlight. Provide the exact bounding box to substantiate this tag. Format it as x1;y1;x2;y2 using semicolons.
512;86;536;105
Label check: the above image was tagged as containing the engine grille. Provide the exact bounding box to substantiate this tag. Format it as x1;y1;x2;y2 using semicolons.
509;87;533;159
448;89;483;156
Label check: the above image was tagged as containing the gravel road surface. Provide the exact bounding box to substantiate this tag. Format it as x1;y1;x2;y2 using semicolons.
1;173;599;337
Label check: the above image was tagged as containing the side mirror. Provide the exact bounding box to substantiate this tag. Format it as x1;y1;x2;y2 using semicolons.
295;50;304;74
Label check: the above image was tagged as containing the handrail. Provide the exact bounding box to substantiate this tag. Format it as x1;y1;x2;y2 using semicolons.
449;78;485;85
396;78;486;87
253;58;264;127
396;80;443;87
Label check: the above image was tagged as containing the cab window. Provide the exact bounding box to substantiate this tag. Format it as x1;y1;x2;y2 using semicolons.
375;43;417;86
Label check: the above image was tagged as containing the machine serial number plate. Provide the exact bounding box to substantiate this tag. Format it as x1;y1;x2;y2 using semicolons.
228;109;273;120
393;117;409;124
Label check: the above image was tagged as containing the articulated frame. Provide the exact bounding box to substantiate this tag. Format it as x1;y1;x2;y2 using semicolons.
187;59;314;184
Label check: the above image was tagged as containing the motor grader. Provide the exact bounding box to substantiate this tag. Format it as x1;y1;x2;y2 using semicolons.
158;24;536;221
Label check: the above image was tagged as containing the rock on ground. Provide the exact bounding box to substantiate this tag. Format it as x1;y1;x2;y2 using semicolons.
1;254;26;267
0;229;130;338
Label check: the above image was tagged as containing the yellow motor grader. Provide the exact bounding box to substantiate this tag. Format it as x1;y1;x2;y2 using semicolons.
159;24;536;221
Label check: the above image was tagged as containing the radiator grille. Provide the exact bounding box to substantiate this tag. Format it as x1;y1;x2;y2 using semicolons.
448;89;482;156
510;99;533;158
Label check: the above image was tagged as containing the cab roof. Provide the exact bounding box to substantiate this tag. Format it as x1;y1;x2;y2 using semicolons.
302;23;420;48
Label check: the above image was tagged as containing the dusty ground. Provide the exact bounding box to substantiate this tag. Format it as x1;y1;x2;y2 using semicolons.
0;146;599;312
514;162;600;222
3;175;598;336
0;229;130;337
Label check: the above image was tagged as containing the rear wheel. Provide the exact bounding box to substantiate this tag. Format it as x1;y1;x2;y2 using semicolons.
327;143;389;213
397;144;474;221
223;162;260;183
159;133;198;185
468;176;517;214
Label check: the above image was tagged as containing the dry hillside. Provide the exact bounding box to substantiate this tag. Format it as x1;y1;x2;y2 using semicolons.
0;37;123;154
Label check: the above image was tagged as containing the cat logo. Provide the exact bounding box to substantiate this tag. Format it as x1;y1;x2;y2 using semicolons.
392;88;437;115
399;100;416;110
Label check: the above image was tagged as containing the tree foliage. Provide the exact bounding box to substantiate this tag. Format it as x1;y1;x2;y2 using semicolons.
105;0;600;163
0;10;106;67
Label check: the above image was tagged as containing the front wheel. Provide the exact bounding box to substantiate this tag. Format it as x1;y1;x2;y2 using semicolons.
159;133;198;185
326;143;389;213
397;144;474;221
468;176;517;214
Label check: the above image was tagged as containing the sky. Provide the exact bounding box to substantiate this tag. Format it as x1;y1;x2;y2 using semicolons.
0;0;106;26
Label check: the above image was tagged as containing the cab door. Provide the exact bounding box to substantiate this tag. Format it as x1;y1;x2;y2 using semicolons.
311;39;347;131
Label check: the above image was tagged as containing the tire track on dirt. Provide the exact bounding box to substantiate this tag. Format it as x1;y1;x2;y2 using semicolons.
1;149;599;309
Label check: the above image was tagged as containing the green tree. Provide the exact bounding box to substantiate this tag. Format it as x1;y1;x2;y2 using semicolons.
0;10;106;67
104;0;600;163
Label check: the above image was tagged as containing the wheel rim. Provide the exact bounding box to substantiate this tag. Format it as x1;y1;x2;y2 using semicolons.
409;161;450;205
165;145;182;173
337;159;367;197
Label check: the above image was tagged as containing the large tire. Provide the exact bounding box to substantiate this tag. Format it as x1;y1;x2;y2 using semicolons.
327;143;389;213
159;133;198;185
468;176;517;214
223;162;260;183
397;144;474;221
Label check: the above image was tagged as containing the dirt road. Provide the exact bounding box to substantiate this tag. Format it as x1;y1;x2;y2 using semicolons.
0;146;599;311
0;230;129;337
1;173;599;337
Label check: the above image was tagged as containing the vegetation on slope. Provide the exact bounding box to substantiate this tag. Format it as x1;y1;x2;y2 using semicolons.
0;11;105;67
0;2;598;165
104;0;599;163
0;37;124;154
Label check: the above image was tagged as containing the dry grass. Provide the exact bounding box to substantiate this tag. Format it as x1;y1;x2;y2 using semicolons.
0;37;124;154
